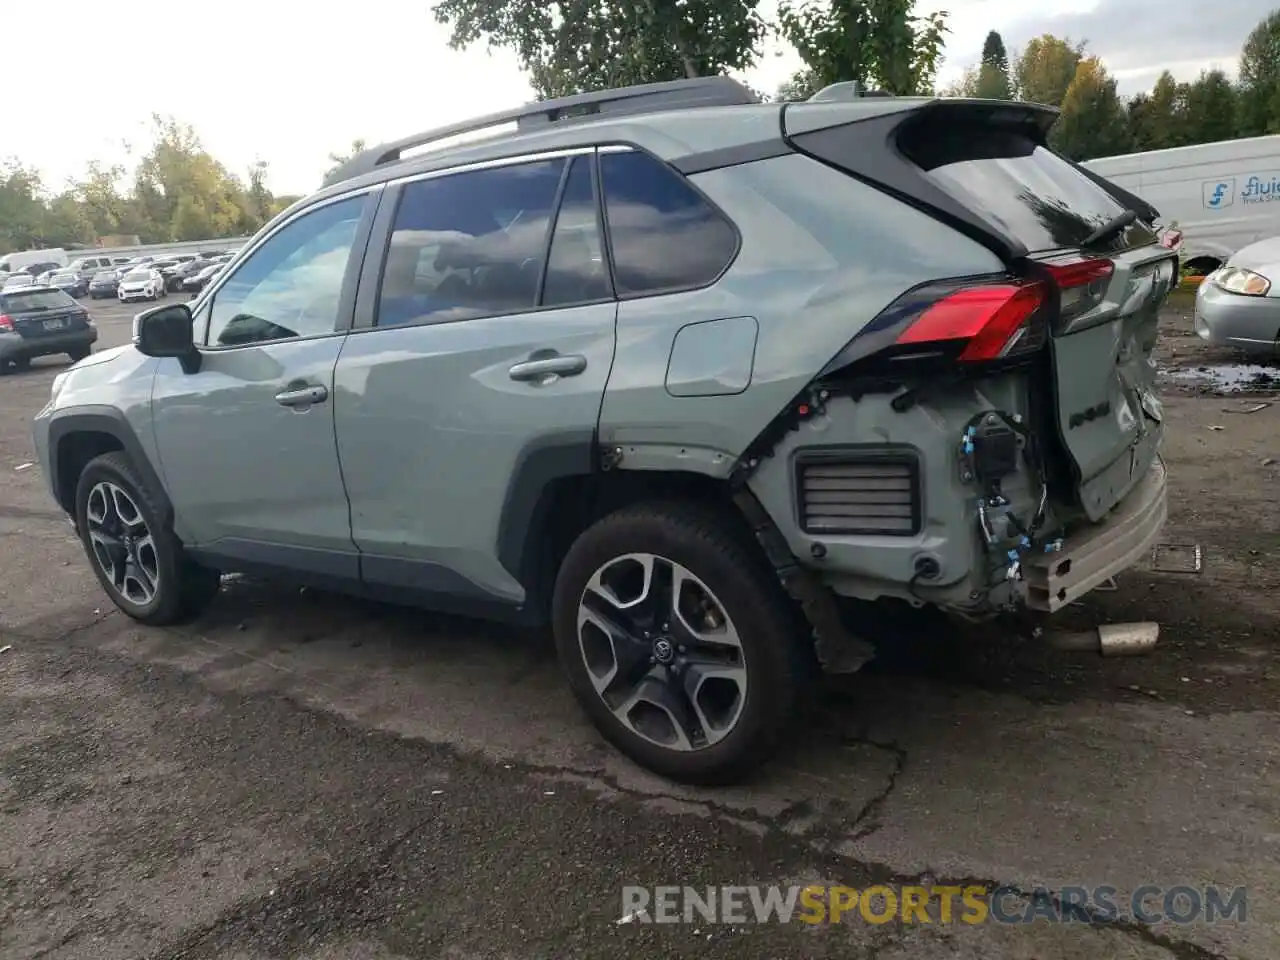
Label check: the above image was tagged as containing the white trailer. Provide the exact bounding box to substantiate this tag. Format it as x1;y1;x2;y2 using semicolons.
1084;135;1280;272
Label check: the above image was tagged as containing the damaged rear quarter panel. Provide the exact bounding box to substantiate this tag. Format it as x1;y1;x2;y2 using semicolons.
597;153;1006;474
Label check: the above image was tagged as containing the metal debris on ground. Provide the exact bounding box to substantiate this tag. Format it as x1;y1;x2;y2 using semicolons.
1152;542;1203;574
1207;425;1225;431
1098;621;1160;657
1222;401;1272;414
0;644;11;654
13;462;32;471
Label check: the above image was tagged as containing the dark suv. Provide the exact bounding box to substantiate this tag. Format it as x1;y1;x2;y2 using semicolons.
32;78;1174;783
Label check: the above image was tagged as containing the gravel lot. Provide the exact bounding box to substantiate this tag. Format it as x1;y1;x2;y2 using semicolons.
1;293;1278;959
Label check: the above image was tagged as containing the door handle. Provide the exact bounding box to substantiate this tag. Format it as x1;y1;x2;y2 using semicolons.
508;353;587;382
275;383;329;407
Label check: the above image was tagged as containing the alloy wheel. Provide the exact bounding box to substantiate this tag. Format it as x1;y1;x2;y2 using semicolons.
576;553;747;751
85;481;160;606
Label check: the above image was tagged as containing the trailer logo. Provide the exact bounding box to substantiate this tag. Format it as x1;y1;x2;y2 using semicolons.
1203;179;1235;208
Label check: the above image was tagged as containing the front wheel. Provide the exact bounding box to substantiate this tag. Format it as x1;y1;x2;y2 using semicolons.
552;502;805;785
74;451;221;625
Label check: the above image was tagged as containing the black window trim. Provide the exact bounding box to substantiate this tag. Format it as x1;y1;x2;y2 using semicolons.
533;159;575;306
195;186;383;352
360;147;619;334
536;151;617;310
595;142;742;302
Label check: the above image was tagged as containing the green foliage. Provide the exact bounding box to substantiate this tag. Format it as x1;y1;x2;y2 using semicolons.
1238;10;1280;135
974;31;1013;99
1015;34;1084;108
324;139;368;186
1184;70;1239;145
775;69;820;102
1053;56;1131;160
778;0;948;96
431;0;766;98
0;117;286;255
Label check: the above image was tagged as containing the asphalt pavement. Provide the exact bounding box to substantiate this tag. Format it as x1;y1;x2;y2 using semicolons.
0;295;1278;959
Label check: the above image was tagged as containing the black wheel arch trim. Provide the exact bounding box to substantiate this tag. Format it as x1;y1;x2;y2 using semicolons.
46;405;173;526
496;428;598;611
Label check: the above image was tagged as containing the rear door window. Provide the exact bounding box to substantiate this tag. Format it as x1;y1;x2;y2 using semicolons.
376;158;565;327
902;125;1146;253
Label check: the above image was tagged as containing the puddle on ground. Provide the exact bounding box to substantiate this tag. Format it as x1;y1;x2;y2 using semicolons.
1160;363;1280;393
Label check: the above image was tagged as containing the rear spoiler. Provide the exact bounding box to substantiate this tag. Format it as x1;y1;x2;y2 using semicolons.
781;98;1156;262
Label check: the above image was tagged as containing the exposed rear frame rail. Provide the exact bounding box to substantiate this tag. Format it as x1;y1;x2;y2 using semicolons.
325;76;760;187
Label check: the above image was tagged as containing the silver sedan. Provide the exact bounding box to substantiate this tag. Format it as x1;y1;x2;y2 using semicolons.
1195;237;1280;354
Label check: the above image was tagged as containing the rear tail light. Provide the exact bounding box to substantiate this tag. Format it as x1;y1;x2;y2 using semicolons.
0;314;13;331
895;282;1047;362
1045;258;1113;322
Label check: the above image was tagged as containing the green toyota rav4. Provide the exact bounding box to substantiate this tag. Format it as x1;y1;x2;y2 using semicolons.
33;78;1175;783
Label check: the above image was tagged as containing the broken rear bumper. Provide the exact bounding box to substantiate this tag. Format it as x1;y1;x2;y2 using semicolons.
1023;458;1167;613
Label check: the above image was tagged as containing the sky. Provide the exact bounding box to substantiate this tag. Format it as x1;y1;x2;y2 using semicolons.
1;0;1271;197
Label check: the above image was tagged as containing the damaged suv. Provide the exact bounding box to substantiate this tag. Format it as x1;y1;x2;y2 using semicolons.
32;78;1174;783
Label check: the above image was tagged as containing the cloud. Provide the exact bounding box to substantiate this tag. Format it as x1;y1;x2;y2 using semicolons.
941;0;1272;93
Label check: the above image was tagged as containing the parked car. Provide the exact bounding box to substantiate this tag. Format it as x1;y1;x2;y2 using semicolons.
117;268;166;302
1194;235;1280;354
30;78;1177;784
2;273;36;291
0;285;96;372
48;270;89;298
88;270;120;299
26;262;63;282
181;263;223;292
164;258;212;292
66;255;117;283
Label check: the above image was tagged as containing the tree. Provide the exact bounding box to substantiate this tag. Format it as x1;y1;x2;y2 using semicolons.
1015;34;1084;108
1184;69;1239;144
324;139;368;185
778;0;949;96
975;30;1013;99
775;69;820;101
1131;71;1191;150
1053;56;1131;160
1238;11;1280;135
938;66;979;98
0;162;48;253
432;0;766;99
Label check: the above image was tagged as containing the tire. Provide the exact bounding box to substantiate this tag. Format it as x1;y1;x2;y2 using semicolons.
74;451;221;625
67;346;90;362
552;501;805;785
4;357;31;373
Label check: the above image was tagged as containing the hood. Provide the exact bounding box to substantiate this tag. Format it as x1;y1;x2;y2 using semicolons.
1226;235;1280;273
73;343;134;370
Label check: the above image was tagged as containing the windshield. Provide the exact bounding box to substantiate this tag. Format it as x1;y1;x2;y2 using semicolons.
199;265;223;278
124;270;152;281
4;275;34;288
93;270;116;280
51;273;77;283
0;289;76;311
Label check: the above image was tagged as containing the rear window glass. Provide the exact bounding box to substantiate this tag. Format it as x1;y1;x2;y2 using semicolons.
903;125;1133;253
1;289;77;311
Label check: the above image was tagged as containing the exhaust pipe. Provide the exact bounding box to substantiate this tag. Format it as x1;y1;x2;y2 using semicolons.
1042;622;1160;657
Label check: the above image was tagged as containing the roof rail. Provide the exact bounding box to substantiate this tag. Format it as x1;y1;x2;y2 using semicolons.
325;76;760;186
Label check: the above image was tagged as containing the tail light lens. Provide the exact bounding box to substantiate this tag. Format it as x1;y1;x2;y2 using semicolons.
895;282;1047;362
1045;258;1113;322
0;314;13;331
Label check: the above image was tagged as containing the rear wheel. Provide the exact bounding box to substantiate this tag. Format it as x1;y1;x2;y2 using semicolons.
67;346;90;362
552;502;804;784
74;451;221;625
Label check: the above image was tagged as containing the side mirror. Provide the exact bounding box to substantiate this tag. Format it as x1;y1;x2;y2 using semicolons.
134;302;201;373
